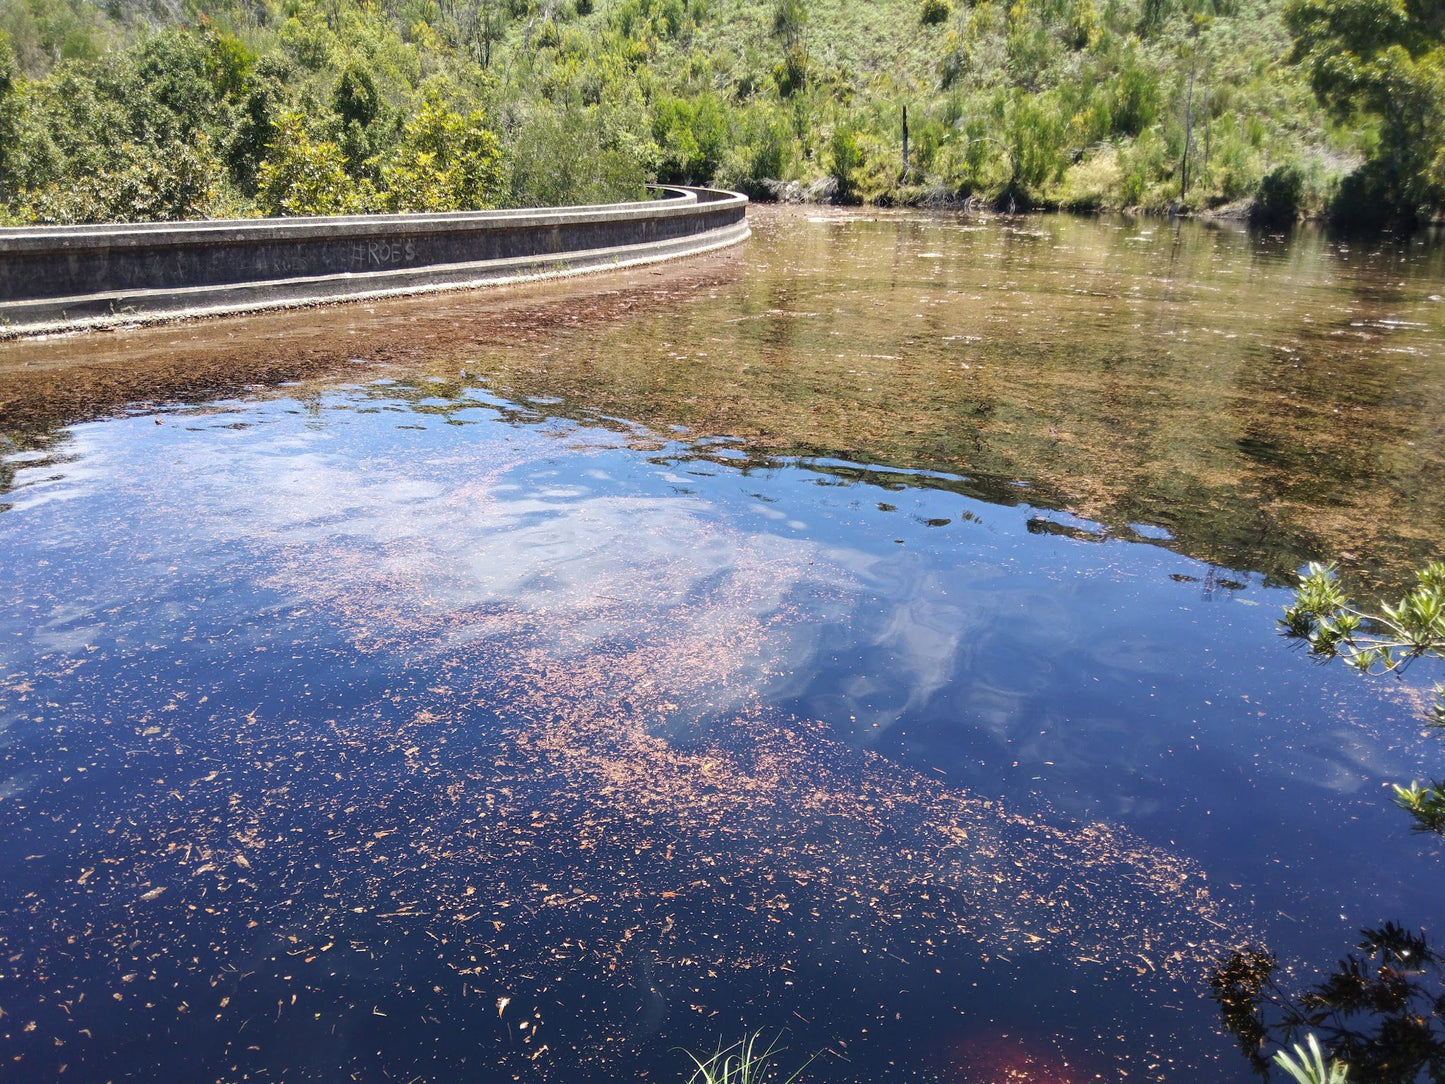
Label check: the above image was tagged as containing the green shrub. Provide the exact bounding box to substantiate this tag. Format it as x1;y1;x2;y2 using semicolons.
373;90;503;211
774;42;807;97
507;104;646;208
1052;146;1123;210
829;122;863;202
255;111;359;216
772;0;807;42
652;91;727;182
1110;53;1160;137
15;135;224;223
1004;91;1066;198
716;101;795;193
920;0;951;25
1251;162;1303;227
1065;0;1098;49
0;31;18;202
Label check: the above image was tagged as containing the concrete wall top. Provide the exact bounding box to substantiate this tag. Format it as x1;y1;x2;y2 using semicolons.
0;185;745;255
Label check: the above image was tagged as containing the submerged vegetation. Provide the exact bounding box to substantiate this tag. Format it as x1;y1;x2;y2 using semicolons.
0;0;1439;224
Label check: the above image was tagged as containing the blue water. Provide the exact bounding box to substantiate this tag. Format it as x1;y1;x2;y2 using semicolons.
2;210;1444;1082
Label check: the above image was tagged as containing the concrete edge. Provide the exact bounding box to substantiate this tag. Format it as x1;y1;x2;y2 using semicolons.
1;221;751;341
0;185;744;253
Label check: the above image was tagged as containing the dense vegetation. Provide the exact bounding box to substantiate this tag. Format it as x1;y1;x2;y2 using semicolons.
0;0;1438;225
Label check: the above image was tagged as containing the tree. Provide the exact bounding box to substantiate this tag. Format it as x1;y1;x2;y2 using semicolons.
771;0;807;96
14;137;224;223
0;31;18;203
463;0;508;67
228;55;293;195
332;59;388;179
255;111;359;216
373;90;503;212
1286;0;1445;227
1282;561;1445;832
828;123;862;203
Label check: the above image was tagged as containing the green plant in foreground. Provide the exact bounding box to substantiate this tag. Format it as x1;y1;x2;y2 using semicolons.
682;1032;814;1084
1274;1034;1349;1083
1282;560;1445;832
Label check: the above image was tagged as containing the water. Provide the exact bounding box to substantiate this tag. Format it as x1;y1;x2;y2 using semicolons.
2;207;1444;1082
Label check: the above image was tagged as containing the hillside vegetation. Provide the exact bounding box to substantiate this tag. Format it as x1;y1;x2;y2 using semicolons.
0;0;1438;226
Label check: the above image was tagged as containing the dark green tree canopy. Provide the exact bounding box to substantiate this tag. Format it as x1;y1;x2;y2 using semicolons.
1286;0;1445;224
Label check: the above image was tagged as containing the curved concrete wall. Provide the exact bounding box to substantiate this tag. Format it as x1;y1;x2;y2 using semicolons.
0;185;748;336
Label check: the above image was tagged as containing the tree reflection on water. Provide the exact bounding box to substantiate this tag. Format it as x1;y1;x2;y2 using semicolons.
1214;923;1445;1082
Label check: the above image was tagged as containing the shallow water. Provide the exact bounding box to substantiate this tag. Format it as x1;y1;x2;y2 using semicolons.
2;207;1444;1082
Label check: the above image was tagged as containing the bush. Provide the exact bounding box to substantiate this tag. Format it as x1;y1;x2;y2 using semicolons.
1329;160;1407;232
1110;54;1160;137
15;136;224;223
0;31;17;202
507;104;646;208
716;102;795;194
772;0;807;42
1251;163;1303;227
774;42;807;97
651;91;727;182
1004;91;1066;197
920;0;950;24
829;123;863;202
373;91;504;212
1066;0;1098;49
227;56;291;194
255;111;359;216
1053;146;1123;210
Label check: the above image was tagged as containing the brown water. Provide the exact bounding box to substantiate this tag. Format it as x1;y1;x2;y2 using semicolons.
1;206;1443;1083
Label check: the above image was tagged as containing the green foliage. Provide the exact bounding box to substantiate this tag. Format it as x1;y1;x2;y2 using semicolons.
255;111;359;216
1282;561;1445;675
227;55;292;195
1287;0;1445;226
1275;1035;1350;1084
682;1032;814;1084
0;0;1399;221
716;99;795;192
774;41;807;97
1110;51;1162;137
1282;561;1445;833
0;0;109;73
506;103;646;207
828;122;862;202
373;89;503;211
920;0;951;25
334;60;384;131
1252;161;1304;226
652;90;727;182
332;60;389;177
772;0;807;44
0;30;19;201
15;135;224;222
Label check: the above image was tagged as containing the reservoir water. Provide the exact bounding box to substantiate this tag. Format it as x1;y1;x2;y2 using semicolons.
2;206;1444;1081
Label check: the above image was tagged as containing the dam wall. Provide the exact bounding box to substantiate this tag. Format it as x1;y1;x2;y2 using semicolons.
0;185;748;336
